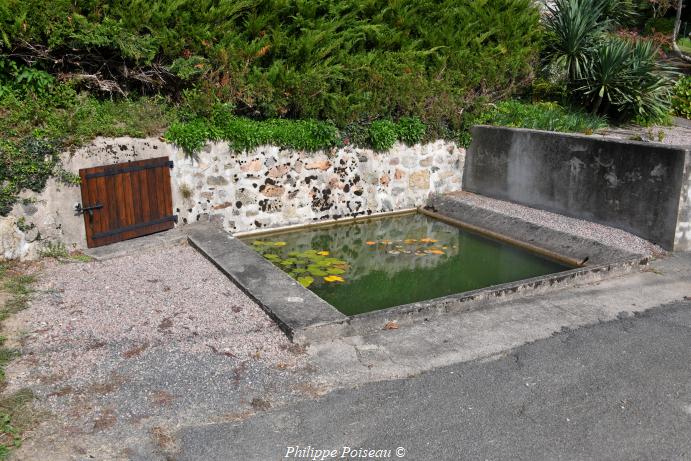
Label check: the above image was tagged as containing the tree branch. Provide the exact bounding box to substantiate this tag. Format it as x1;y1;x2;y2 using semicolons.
672;0;691;63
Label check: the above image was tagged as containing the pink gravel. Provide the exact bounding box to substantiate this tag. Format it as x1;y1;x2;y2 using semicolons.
8;244;302;390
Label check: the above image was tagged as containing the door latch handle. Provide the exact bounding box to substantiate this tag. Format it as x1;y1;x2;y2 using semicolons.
75;203;103;217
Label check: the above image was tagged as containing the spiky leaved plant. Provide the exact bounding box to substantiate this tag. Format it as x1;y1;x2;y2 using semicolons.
543;0;608;80
578;37;676;119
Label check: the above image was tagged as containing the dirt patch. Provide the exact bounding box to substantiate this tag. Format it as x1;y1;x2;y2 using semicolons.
151;390;174;407
293;383;330;398
92;408;117;432
250;397;272;411
122;342;149;359
150;425;179;454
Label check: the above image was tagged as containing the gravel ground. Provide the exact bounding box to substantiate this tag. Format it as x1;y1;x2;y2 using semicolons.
595;121;691;147
5;244;323;460
445;191;665;257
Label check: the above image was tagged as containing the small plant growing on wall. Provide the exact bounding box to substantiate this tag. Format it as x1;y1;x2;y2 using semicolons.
178;183;193;200
396;117;427;146
38;241;69;259
369;120;398;151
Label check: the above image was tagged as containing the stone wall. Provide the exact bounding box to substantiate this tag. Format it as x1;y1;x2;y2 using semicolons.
173;140;463;233
464;125;691;251
0;137;464;259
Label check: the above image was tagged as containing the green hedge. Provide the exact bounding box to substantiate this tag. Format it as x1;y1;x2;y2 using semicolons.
672;76;691;119
1;0;542;136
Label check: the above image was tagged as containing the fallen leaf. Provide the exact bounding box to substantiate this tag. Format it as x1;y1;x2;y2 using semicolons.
274;241;287;247
365;241;377;245
429;249;445;255
317;251;329;256
383;321;399;330
404;239;417;244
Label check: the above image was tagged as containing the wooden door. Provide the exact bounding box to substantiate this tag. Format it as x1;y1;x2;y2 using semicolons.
78;157;176;248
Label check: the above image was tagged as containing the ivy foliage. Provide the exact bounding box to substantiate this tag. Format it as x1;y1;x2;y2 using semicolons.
0;138;79;216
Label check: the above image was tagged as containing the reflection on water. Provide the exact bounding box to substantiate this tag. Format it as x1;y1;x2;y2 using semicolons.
242;214;569;315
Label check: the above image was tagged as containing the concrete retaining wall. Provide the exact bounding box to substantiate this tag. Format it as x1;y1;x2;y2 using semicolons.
0;137;464;260
676;153;691;251
464;126;691;251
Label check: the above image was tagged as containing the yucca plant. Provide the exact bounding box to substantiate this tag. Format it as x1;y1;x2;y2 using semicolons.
577;38;632;114
578;38;676;119
544;0;677;121
543;0;608;80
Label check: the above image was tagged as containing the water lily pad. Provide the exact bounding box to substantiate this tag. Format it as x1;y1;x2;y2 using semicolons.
327;267;345;275
297;276;314;288
307;265;329;277
273;241;287;247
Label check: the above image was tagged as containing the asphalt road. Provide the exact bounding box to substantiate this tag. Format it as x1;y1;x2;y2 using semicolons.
177;300;691;461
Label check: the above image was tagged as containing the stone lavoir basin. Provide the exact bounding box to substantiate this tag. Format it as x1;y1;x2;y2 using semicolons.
241;212;571;316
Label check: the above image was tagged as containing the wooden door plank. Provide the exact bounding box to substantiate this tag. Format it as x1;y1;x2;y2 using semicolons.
147;163;162;220
138;167;152;225
129;170;144;227
94;174;109;239
78;169;94;248
104;172;121;247
120;171;137;241
161;163;174;219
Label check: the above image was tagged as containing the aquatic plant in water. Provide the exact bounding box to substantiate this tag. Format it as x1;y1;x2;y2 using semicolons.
251;241;349;287
251;235;456;288
364;237;456;256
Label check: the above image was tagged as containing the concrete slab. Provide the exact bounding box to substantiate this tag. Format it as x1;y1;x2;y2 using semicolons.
84;227;188;260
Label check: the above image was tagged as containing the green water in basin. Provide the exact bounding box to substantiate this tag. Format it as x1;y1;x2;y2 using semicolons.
242;213;570;316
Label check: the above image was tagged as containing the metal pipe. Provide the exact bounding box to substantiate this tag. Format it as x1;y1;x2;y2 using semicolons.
417;207;583;268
